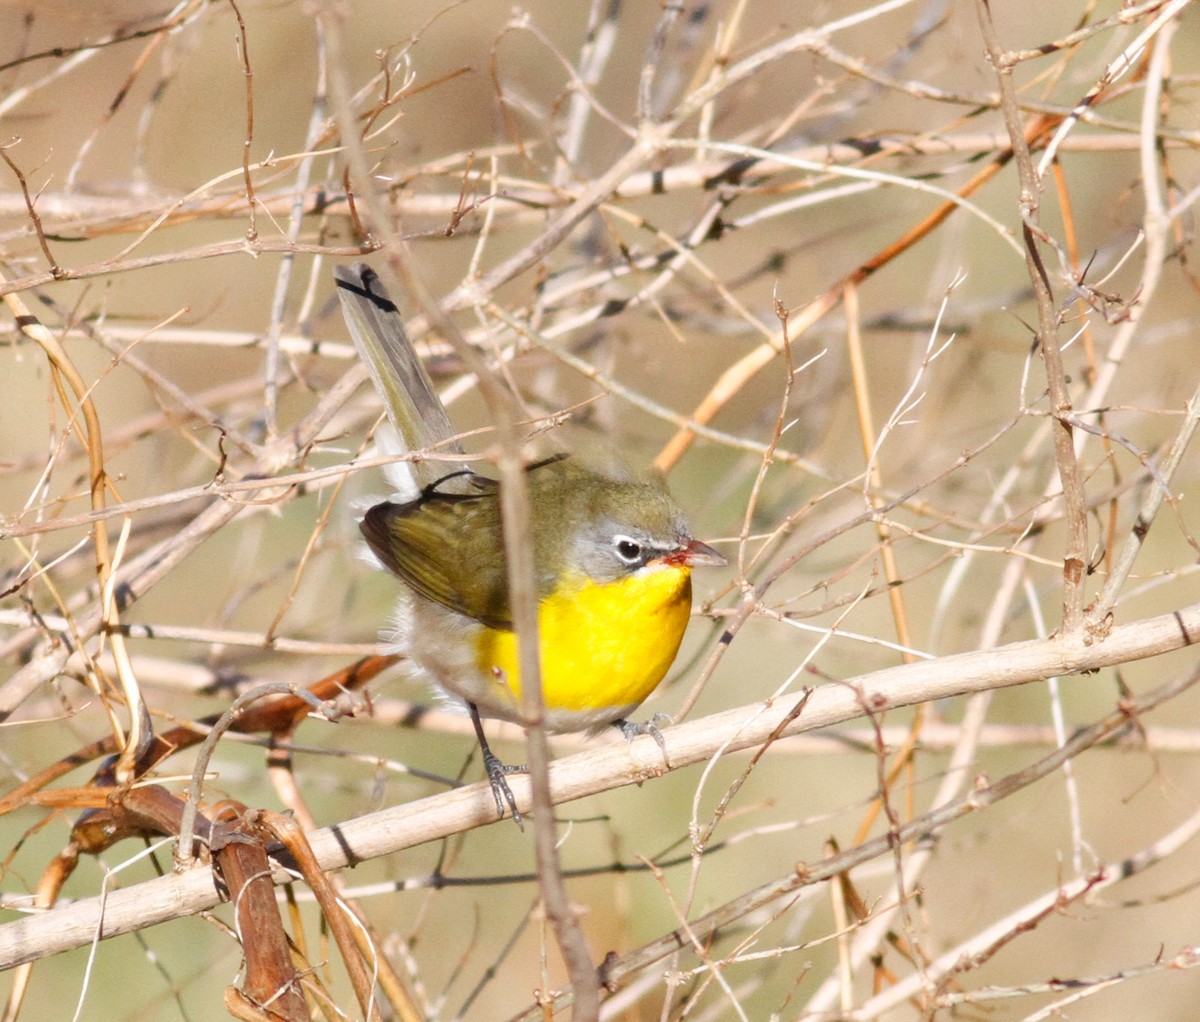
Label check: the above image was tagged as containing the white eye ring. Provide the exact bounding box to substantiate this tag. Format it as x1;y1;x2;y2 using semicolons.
613;535;643;564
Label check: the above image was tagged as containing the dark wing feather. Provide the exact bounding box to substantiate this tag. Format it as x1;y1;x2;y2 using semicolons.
361;487;513;629
362;457;589;629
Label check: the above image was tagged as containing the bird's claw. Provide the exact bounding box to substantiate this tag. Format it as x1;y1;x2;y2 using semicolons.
616;715;672;768
482;748;526;829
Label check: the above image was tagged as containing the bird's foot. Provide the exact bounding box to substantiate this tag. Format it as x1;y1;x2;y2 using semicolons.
481;748;526;829
615;714;672;768
468;701;526;829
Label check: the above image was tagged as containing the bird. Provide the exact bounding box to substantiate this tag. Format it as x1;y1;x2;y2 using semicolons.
335;263;724;824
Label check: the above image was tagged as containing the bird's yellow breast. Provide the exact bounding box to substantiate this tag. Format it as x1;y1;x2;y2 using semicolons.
473;564;694;717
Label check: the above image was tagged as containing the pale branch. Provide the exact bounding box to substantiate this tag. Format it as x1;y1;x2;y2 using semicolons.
2;599;1197;971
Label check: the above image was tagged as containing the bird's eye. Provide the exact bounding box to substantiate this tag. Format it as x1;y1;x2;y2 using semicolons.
614;536;643;563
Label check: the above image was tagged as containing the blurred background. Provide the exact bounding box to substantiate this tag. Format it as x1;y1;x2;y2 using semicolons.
2;1;1200;1019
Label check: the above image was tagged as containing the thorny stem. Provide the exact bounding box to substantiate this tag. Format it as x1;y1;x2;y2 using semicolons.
976;0;1088;634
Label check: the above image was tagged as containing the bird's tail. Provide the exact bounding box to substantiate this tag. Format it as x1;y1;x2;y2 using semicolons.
335;263;464;491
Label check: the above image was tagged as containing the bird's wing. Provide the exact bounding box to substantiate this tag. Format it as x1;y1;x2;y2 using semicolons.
360;487;514;630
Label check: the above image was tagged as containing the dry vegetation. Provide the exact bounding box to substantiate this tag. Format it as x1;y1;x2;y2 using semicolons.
2;1;1200;1019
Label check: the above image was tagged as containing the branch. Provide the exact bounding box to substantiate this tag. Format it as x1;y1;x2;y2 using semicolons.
3;600;1197;971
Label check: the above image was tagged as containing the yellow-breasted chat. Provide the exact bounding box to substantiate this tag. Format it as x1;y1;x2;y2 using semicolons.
335;264;724;823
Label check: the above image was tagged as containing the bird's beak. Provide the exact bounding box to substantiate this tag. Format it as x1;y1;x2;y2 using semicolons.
679;538;726;567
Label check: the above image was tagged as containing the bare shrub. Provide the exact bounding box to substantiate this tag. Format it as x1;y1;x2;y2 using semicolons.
2;2;1200;1020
